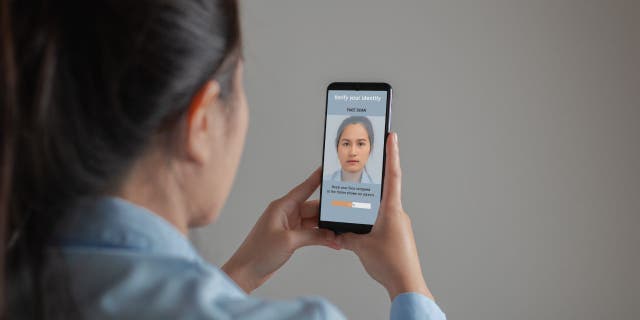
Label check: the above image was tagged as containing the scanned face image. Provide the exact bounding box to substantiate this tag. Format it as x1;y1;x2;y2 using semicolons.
337;122;371;175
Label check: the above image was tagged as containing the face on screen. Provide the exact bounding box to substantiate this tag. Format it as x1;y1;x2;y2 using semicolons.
320;90;388;226
337;123;371;176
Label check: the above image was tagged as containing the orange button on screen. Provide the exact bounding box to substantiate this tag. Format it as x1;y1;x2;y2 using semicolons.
331;200;352;207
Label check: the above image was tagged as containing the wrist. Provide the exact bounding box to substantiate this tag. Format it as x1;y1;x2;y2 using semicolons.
222;259;259;294
386;274;434;302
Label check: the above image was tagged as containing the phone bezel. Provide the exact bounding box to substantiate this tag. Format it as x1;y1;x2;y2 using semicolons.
318;82;392;234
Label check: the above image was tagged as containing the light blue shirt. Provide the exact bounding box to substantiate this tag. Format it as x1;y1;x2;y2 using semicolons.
44;197;446;319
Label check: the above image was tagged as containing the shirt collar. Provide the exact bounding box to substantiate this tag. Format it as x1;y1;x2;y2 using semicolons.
361;169;373;183
50;196;200;261
335;169;374;184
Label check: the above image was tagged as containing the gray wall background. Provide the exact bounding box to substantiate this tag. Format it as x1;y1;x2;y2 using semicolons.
191;1;640;319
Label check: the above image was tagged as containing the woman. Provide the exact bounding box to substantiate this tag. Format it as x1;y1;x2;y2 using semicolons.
0;0;445;319
330;116;375;184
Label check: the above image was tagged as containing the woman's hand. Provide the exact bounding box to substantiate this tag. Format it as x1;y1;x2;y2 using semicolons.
222;168;340;293
336;132;435;301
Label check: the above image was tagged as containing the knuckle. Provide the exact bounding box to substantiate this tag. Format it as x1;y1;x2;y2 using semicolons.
277;196;290;206
267;199;279;209
381;202;402;214
388;168;401;180
395;166;402;177
267;198;286;212
403;212;412;224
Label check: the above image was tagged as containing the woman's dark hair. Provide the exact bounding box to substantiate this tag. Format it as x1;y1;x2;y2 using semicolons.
0;0;242;317
335;116;374;151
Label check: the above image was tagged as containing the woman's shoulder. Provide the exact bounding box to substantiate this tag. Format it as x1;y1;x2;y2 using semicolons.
45;249;346;319
325;169;341;181
44;249;237;317
362;169;374;184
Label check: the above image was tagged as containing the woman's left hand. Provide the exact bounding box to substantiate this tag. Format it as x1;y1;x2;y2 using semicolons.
222;167;340;293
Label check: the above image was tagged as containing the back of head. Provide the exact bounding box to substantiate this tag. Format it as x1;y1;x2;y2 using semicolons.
0;0;242;317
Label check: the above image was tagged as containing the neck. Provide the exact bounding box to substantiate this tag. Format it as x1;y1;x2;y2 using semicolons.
341;169;362;183
112;149;190;235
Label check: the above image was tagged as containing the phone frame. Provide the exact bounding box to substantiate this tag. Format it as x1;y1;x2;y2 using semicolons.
318;82;392;234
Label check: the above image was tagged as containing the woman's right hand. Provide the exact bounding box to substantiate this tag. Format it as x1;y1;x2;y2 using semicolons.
336;132;434;301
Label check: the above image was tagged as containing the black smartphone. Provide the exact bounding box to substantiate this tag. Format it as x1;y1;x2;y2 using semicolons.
318;82;392;234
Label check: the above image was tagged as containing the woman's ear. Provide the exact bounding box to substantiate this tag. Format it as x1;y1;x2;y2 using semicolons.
185;80;221;164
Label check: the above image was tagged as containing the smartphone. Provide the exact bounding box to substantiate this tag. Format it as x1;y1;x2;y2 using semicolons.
318;82;392;234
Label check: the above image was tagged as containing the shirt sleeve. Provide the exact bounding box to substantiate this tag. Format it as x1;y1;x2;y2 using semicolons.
390;293;447;320
166;260;349;320
217;295;347;320
55;248;442;320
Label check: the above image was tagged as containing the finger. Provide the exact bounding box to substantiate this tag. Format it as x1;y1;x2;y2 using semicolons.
300;199;319;219
291;228;339;250
284;167;322;203
381;132;402;211
335;232;365;252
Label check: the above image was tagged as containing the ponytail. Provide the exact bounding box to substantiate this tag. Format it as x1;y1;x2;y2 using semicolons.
0;0;18;315
0;0;242;317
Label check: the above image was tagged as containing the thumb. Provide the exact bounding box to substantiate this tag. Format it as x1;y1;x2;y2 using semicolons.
290;228;339;249
335;232;365;252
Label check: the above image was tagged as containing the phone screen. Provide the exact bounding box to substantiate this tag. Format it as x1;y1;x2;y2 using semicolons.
319;84;391;233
